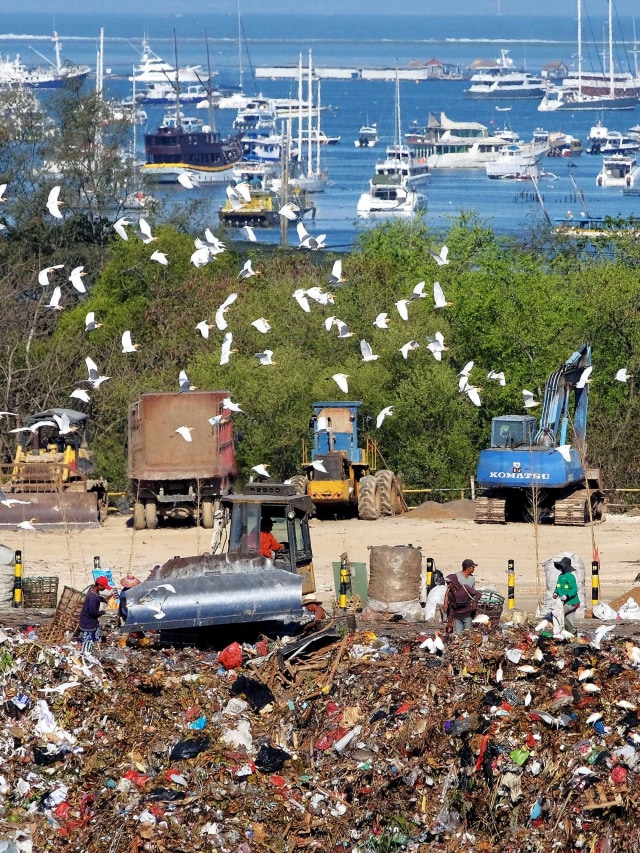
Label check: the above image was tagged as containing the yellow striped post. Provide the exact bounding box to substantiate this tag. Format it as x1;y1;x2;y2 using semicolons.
507;559;515;610
591;560;600;608
426;557;434;592
12;550;23;608
339;554;350;610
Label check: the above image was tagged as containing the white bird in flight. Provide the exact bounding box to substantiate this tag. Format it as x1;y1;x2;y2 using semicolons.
297;222;326;250
69;266;87;293
328;260;345;285
255;349;276;366
311;460;328;474
395;299;411;321
458;361;474;391
16;519;37;531
360;339;379;362
46;186;63;219
113;216;131;241
238;259;260;280
522;389;540;409
615;368;630;382
251;464;271;479
242;225;257;243
487;370;506;386
556;445;573;462
150;250;168;266
10;420;56;435
576;366;593;389
331;373;349;394
38;264;64;287
85;356;110;389
137;217;156;244
121;331;140;354
196;320;213;339
335;319;353;339
411;281;427;300
191;247;211;268
222;397;243;413
175;426;193;442
433;280;451;309
400;340;420;360
278;202;299;221
293;288;311;313
426;331;447;361
220;332;235;366
373;313;390;329
376;406;393;429
178;370;192;392
0;486;29;509
52;412;75;435
461;382;482;407
208;415;223;427
305;286;334;306
177;171;199;189
47;286;63;311
251;317;271;334
428;245;449;266
215;292;238;330
70;388;91;404
85;311;102;332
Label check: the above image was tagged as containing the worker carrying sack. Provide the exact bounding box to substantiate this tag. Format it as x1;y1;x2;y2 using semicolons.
445;574;476;611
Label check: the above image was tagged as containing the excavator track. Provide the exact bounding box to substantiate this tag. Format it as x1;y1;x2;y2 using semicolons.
554;489;605;526
474;497;506;524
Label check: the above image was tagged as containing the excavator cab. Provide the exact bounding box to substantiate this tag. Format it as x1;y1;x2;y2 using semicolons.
491;416;537;449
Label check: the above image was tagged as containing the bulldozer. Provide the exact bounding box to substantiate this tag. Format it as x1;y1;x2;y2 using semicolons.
0;408;107;528
122;482;318;636
290;401;405;520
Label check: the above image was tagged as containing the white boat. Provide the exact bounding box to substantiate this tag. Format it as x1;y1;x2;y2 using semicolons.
0;33;89;89
465;51;545;100
289;52;328;194
600;131;639;155
355;124;379;148
356;174;419;217
485;143;539;180
407;112;536;170
231;160;278;188
596;153;640;187
138;81;211;105
130;39;207;84
373;72;429;186
538;1;639;112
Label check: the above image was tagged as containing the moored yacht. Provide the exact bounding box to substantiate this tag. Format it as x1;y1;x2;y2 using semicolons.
596;153;640;187
356;174;419;218
355;124;379;148
485;143;539;180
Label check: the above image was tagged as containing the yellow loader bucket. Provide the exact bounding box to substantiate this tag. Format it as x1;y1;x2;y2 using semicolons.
0;492;102;528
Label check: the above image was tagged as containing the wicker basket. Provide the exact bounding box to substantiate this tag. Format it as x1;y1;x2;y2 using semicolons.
476;591;505;621
22;576;59;609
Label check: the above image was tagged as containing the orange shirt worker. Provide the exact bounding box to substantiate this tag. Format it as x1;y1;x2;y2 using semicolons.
259;517;285;559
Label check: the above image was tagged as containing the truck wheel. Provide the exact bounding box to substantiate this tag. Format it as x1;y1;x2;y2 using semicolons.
375;470;396;516
290;475;309;496
145;499;158;530
201;498;216;529
358;475;380;520
133;501;146;530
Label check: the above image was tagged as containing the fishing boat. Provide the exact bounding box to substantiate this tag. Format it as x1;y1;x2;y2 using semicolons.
485;143;539;180
354;124;379;148
356;174;419;218
546;132;584;157
465;51;545;100
538;0;639;112
0;33;89;90
596;153;640;187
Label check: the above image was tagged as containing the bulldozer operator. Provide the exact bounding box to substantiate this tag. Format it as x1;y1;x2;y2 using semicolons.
259;517;285;560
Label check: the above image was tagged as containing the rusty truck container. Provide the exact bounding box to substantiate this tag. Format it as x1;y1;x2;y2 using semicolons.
128;391;236;530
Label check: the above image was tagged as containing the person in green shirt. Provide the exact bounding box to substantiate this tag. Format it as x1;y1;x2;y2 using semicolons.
553;556;580;632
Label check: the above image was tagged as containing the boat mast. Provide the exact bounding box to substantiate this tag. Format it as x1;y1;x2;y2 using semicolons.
297;53;303;174
96;27;104;96
316;76;322;175
394;65;401;149
307;49;313;178
608;0;614;98
173;30;181;131
237;0;244;94
53;32;62;74
577;0;583;99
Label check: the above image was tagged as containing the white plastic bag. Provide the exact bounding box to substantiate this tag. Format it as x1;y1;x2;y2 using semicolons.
592;601;618;621
617;598;640;621
423;585;446;621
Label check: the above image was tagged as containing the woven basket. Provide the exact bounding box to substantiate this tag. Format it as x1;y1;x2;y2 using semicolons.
476;591;505;621
22;576;59;609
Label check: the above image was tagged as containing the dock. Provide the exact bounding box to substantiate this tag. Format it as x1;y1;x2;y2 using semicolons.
255;66;465;82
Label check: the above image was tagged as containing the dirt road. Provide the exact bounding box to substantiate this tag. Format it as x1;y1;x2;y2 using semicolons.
1;509;639;615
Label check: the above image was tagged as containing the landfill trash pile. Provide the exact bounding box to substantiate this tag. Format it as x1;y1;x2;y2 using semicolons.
0;620;639;851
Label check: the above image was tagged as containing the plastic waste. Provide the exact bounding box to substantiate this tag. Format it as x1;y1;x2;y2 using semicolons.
230;674;275;711
254;743;291;773
218;642;243;670
445;714;480;736
169;736;210;761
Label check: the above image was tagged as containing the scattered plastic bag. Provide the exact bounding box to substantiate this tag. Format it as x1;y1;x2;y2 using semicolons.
169;736;210;762
218;642;243;670
254;743;290;774
617;598;640;621
230;674;275;711
593;601;618;621
423;585;446;621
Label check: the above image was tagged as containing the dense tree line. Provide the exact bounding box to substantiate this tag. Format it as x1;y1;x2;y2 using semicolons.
1;90;639;497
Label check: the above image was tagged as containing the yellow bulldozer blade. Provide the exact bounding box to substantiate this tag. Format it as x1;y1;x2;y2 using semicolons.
0;492;102;528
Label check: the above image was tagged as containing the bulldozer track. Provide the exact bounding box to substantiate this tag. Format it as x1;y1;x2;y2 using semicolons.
474;496;506;524
375;470;396;517
358;474;380;520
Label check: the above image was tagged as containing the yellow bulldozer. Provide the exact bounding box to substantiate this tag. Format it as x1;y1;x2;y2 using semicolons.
0;408;107;527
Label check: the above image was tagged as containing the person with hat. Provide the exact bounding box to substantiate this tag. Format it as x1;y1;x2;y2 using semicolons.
444;558;483;634
553;556;580;632
79;575;115;655
118;575;141;624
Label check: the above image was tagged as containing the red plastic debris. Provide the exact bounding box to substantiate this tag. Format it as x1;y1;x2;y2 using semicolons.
218;642;243;670
314;727;348;751
124;769;150;787
610;765;627;784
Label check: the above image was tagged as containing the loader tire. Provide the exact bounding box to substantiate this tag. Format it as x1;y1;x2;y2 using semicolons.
133;501;146;530
201;497;216;529
375;469;396;517
358;475;380;520
145;499;158;530
290;475;309;496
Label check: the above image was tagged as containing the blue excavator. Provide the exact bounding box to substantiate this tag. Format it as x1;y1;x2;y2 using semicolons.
475;344;605;525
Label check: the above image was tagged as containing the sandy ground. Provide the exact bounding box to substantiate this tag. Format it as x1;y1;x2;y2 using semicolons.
1;507;640;615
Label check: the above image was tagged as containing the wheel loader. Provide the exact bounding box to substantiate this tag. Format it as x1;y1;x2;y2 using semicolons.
290;401;404;520
122;482;318;635
0;408;107;528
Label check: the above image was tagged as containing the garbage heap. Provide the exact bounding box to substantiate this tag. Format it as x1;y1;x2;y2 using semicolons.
0;621;638;852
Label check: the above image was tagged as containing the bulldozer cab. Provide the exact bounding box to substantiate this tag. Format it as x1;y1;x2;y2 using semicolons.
222;483;316;595
491;415;537;450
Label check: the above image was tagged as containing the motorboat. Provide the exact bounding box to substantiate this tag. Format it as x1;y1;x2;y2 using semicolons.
309;129;340;145
160;110;204;133
219;188;315;227
465;52;545;100
547;133;584;158
356;174;419;218
0;33;89;89
130;38;207;84
596;154;640;187
485;143;539;180
231;160;278;189
374;144;429;187
138;81;210;106
355;124;379;148
600;131;639;155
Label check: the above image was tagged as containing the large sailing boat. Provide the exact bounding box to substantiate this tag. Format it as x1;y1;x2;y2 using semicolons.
289;51;328;194
372;70;429;186
538;0;639;111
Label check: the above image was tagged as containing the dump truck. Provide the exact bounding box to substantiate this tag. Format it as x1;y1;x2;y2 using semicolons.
128;391;236;530
0;408;107;528
123;482;317;635
475;344;605;525
291;401;404;520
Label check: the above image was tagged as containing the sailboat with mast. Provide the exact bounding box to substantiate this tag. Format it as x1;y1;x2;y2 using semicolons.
538;0;639;111
289;51;328;194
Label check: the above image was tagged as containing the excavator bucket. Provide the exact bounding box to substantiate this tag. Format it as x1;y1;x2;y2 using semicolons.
0;492;102;529
123;554;315;632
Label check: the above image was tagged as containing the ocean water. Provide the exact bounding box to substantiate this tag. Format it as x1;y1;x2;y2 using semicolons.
2;11;639;248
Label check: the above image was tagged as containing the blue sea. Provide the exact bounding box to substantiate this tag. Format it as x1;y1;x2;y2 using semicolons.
2;11;640;248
